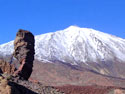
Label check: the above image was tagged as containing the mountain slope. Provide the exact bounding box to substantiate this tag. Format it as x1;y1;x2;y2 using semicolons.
0;26;125;78
1;26;125;63
35;26;125;64
31;61;125;87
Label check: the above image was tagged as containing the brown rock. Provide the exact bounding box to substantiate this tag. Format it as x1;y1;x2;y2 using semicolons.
13;29;35;80
0;77;11;94
0;59;15;74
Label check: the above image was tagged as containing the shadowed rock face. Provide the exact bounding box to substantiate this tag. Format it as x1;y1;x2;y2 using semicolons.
13;29;35;80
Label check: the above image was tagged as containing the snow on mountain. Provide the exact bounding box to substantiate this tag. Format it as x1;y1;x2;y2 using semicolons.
0;26;125;65
0;41;14;56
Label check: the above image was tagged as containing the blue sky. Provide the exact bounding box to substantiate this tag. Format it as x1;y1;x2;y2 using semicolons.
0;0;125;44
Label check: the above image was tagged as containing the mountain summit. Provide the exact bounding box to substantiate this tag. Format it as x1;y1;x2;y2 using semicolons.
0;26;125;64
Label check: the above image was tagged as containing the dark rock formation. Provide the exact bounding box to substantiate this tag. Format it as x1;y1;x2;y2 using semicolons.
13;29;35;80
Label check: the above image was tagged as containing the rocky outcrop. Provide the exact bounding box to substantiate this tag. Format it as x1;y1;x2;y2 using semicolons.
0;59;15;74
0;76;11;94
13;29;35;80
0;74;64;94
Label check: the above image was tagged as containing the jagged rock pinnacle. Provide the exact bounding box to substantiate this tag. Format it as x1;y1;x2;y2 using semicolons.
13;29;35;80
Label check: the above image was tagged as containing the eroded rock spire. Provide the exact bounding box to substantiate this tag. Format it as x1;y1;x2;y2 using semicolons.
13;29;35;80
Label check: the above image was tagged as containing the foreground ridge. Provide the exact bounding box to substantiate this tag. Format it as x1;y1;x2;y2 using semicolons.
0;73;64;94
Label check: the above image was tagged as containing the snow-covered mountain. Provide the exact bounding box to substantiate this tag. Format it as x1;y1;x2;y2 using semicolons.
0;26;125;65
1;26;125;78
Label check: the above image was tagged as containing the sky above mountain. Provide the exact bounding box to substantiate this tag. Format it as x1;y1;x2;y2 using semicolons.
0;0;125;44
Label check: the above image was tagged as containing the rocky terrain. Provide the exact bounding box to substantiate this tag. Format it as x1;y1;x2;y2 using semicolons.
55;85;125;94
0;73;64;94
0;72;125;94
31;61;125;88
